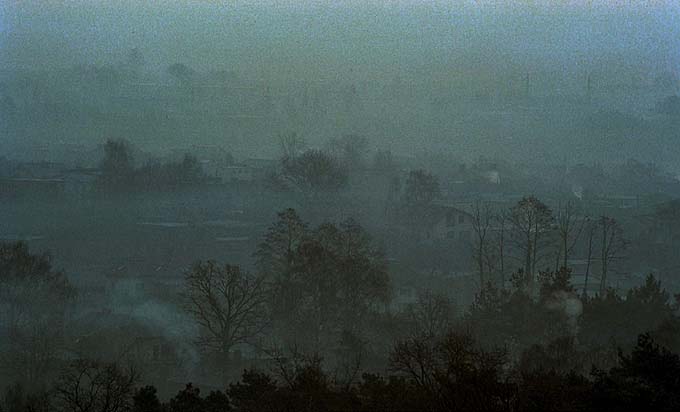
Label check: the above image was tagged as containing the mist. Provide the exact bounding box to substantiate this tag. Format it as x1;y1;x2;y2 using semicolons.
3;1;680;410
3;1;680;164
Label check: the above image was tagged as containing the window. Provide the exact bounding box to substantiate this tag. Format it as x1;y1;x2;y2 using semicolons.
458;215;465;224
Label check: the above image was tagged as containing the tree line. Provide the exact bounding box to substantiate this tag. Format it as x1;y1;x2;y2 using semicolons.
97;139;209;192
2;206;680;411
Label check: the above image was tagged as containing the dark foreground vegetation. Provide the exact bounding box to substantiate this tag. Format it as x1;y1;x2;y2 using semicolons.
4;211;680;411
3;330;680;411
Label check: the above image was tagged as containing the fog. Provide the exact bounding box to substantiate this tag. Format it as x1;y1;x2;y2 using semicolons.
3;1;680;164
3;1;680;410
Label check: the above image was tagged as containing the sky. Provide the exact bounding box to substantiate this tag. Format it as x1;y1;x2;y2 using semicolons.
2;0;680;166
2;0;680;77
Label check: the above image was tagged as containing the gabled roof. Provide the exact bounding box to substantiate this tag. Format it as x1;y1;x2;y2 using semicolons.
430;201;474;217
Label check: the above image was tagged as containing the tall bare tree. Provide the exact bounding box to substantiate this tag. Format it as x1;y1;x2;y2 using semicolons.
183;262;268;366
554;200;586;270
471;201;495;286
582;218;597;297
508;196;554;294
255;208;308;278
494;210;508;288
257;211;389;352
598;216;628;294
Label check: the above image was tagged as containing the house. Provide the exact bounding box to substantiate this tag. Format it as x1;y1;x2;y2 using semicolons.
391;201;475;244
428;203;475;242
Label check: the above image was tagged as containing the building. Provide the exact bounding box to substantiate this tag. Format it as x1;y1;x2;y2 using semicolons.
390;202;475;244
428;203;475;242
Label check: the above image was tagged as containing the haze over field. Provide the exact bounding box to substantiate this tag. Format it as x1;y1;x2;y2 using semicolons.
2;0;680;166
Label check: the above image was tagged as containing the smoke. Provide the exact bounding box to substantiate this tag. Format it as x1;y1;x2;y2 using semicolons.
129;300;200;365
546;290;583;336
105;282;201;370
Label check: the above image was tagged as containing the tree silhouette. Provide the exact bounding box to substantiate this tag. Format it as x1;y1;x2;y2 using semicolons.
508;196;554;294
183;262;268;374
0;241;73;385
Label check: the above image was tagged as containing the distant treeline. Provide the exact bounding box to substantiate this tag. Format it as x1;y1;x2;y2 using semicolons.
97;139;209;191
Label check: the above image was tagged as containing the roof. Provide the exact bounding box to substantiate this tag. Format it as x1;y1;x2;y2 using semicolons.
430;201;474;217
395;202;474;229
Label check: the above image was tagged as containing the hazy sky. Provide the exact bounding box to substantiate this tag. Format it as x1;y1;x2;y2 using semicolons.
2;1;680;166
2;0;679;79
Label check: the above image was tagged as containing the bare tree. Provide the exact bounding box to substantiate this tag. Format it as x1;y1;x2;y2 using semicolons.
278;131;306;161
0;242;74;386
598;216;628;294
280;149;348;196
471;201;494;286
494;210;508;288
554;200;586;270
389;334;438;392
334;330;367;390
255;208;308;277
508;196;554;294
389;332;508;411
290;218;390;350
582;218;597;297
406;289;454;338
183;262;268;365
266;343;325;391
54;360;138;412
